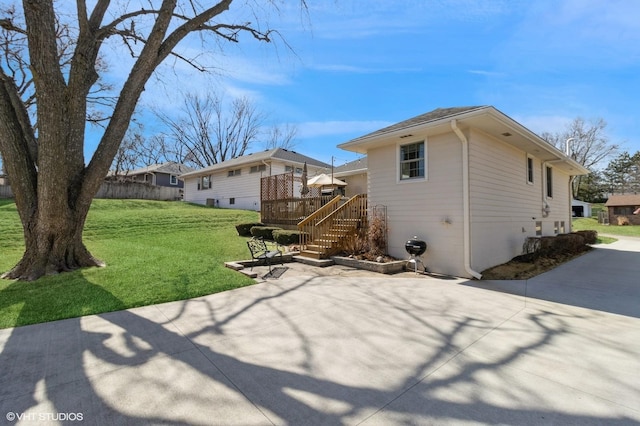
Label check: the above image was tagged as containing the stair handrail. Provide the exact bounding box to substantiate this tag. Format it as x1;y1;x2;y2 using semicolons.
309;194;368;255
297;195;342;227
315;193;366;227
298;195;343;249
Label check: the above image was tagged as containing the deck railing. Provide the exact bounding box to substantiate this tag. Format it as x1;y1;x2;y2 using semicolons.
299;193;368;256
261;195;335;226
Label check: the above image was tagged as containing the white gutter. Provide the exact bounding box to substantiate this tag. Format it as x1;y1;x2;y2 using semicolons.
451;119;482;280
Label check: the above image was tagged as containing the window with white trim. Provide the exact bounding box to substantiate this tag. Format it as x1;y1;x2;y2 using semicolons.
170;175;178;185
250;165;266;173
399;141;425;181
526;156;534;184
199;175;211;190
227;169;241;177
546;166;553;198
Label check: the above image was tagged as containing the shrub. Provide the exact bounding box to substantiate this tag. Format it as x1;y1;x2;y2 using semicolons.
272;229;306;245
342;228;369;256
367;211;388;256
556;233;586;254
617;216;630;226
250;226;281;240
574;230;598;245
235;222;265;237
525;233;589;258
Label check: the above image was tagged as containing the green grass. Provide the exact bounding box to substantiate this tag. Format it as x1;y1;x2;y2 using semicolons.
573;217;640;238
0;199;260;329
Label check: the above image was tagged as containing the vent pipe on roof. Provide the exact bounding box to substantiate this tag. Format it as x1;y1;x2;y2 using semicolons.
565;138;575;156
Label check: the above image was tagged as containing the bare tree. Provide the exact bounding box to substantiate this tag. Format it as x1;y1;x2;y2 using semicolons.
156;91;298;169
264;122;298;150
541;117;619;198
0;1;305;281
156;91;265;168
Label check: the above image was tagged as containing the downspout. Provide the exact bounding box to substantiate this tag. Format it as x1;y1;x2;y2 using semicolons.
451;120;482;280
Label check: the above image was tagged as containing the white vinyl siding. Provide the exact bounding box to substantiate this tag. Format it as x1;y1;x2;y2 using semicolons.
468;129;573;272
182;160;327;211
368;132;465;277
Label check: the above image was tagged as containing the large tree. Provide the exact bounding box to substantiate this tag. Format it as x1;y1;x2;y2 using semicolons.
0;1;301;281
541;117;619;199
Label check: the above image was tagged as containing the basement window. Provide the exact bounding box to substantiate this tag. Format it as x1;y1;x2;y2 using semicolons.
535;221;542;236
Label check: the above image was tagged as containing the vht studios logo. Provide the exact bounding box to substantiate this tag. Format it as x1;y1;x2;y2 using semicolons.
6;411;84;422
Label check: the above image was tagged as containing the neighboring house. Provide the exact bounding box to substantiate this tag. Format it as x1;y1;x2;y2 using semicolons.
117;162;195;189
180;148;330;210
605;194;640;225
338;106;589;279
571;199;592;218
333;157;368;198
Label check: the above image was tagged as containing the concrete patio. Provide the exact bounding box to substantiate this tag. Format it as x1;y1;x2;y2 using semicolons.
1;237;639;425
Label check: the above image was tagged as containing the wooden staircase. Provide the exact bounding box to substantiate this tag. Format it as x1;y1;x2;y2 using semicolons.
297;194;368;259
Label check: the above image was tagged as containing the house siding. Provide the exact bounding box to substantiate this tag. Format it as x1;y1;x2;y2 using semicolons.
343;173;367;197
367;132;466;277
183;161;325;210
468;129;573;272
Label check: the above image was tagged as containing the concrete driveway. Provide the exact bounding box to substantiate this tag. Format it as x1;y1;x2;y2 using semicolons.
1;238;639;425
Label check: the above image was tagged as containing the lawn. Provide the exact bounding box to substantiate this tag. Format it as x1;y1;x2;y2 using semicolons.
0;199;260;329
573;217;640;238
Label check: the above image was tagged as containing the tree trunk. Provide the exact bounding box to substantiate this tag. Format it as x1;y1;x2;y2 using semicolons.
2;202;104;281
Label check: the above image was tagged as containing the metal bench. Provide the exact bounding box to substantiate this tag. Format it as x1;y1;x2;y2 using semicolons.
246;237;283;272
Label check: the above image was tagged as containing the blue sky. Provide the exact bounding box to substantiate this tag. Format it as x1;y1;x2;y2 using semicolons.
100;0;640;169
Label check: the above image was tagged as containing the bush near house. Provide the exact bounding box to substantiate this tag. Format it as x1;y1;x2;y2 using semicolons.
272;229;306;245
250;226;282;240
523;231;596;259
235;222;265;237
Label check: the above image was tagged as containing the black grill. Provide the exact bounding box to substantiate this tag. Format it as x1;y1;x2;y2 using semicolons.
405;238;427;256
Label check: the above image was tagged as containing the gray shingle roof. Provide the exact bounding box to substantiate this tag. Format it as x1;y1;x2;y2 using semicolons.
129;162;195;176
334;157;368;174
180;148;330;178
348;106;487;142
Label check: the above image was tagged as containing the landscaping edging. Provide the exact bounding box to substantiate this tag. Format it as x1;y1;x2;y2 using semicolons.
331;256;407;274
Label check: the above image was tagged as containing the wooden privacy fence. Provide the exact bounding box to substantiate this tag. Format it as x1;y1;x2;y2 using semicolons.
1;182;181;201
96;182;182;200
0;184;13;198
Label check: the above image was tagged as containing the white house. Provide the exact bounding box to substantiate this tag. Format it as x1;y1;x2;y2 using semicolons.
333;157;368;198
338;106;590;279
180;148;330;210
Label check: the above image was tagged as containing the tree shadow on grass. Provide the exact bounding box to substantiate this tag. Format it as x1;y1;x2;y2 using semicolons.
0;275;637;424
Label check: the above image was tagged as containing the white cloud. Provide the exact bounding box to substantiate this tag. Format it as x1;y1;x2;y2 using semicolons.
467;69;507;78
